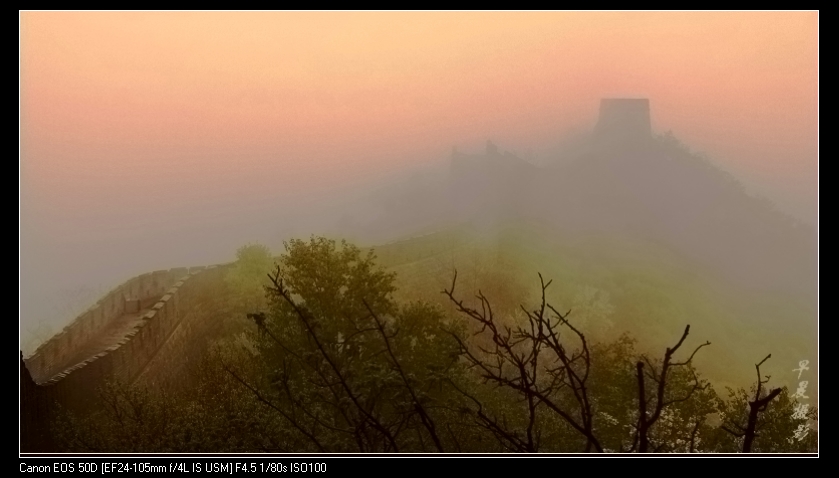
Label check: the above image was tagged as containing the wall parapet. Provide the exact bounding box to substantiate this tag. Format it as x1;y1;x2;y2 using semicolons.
24;263;233;385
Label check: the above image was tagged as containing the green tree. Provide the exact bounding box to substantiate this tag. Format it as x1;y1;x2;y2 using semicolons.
220;236;463;452
53;380;195;453
52;237;816;454
225;242;275;313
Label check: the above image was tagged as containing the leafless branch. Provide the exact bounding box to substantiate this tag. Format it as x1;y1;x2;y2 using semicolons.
442;270;603;452
634;325;710;452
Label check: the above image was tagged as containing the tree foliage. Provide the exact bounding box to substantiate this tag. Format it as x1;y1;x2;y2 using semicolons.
52;236;817;454
225;242;275;313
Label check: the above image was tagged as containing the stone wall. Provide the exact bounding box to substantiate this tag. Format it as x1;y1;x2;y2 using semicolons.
24;267;191;383
594;98;652;148
126;264;238;391
20;263;236;452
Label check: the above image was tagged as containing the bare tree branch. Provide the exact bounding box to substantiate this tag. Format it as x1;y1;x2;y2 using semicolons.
442;270;603;452
634;325;710;452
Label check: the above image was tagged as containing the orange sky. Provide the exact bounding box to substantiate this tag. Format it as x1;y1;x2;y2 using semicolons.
20;11;818;237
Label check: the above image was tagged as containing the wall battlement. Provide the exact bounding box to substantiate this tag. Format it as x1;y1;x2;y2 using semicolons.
21;262;237;451
27;266;206;383
23;262;232;388
594;98;652;147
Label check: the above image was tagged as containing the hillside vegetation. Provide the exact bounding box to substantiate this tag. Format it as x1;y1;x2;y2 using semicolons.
51;237;817;453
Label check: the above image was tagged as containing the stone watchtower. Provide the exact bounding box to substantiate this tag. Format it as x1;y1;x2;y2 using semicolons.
594;98;652;148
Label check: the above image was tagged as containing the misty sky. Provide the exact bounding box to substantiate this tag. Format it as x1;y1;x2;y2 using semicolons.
19;11;818;345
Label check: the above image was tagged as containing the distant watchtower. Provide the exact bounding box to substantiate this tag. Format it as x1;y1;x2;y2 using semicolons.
594;98;652;147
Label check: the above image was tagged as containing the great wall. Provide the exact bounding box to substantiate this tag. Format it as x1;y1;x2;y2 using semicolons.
20;262;238;452
19;99;659;452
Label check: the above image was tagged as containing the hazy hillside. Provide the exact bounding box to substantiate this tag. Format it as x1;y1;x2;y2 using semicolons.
344;125;815;300
337;121;817;395
371;222;815;396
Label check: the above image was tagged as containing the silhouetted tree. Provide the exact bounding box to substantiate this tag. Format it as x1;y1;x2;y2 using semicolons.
443;270;714;453
629;325;710;452
715;354;817;453
442;271;600;451
726;355;782;452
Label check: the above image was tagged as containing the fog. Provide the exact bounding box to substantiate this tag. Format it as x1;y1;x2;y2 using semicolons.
19;11;817;356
